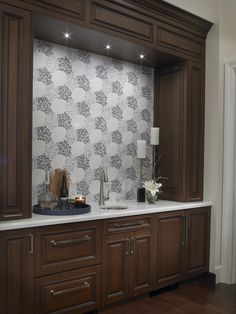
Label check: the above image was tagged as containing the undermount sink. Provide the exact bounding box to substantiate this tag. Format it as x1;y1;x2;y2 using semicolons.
100;204;129;210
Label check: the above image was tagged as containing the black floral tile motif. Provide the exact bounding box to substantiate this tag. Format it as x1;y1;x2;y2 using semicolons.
57;85;72;101
112;130;122;144
141;131;151;144
127;119;137;133
111;179;122;193
58;56;72;74
96;64;107;79
77;74;90;91
94;167;104;180
127;143;137;157
76;128;90;144
142;109;151;122
127;72;138;86
111;155;122;169
76;50;91;64
36;126;52;143
127;96;138;110
112;105;123;120
56;140;71;157
76;155;90;170
112;59;123;71
112;80;123;96
95;90;107;106
126;166;137;180
94;142;106;157
36;67;52;85
95;117;107;132
34;96;52;114
77;101;90;117
77;180;90;196
33;183;46;203
36;154;51;170
142;86;152;100
58;112;72;129
126;189;136;200
34;40;53;56
143;157;151;168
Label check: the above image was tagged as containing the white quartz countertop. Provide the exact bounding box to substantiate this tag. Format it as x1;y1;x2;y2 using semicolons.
0;200;212;231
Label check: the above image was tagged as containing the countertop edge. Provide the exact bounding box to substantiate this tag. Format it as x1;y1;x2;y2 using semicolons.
0;201;212;231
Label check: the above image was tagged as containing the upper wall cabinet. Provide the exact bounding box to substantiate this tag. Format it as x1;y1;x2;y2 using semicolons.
156;61;204;202
0;3;32;220
90;0;155;45
156;22;205;63
21;0;85;20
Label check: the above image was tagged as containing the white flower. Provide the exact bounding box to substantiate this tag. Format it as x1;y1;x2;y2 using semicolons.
142;180;162;194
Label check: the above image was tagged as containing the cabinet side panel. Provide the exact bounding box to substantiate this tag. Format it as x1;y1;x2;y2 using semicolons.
0;5;32;220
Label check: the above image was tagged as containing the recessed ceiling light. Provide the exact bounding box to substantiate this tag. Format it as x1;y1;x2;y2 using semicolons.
105;44;111;50
64;32;70;39
139;54;145;60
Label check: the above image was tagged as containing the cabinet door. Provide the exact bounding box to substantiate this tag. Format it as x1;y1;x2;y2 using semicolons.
0;229;34;314
187;62;205;201
156;63;188;202
156;211;185;288
102;233;130;306
129;229;153;296
0;4;32;220
184;207;210;278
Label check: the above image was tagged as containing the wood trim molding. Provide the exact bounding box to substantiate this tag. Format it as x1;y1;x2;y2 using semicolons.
222;60;236;284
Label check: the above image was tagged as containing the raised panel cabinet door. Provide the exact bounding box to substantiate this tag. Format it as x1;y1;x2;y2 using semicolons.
156;211;185;288
0;4;32;220
184;207;210;278
156;63;188;201
187;62;205;201
0;229;34;314
21;0;85;20
102;233;130;306
129;229;152;296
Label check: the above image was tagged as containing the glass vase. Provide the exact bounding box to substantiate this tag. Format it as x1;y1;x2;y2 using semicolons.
145;190;156;204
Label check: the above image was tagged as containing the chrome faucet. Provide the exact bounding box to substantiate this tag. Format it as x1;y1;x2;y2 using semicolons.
99;168;109;206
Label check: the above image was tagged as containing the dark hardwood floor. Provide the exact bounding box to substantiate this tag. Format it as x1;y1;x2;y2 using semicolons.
101;278;236;314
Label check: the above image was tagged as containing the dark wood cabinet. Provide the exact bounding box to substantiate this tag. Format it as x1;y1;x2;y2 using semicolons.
90;0;154;44
184;207;210;278
0;3;32;220
0;229;34;314
35;221;102;277
102;233;130;305
35;265;101;314
102;220;153;306
21;0;85;20
154;207;211;288
156;211;185;288
156;61;204;202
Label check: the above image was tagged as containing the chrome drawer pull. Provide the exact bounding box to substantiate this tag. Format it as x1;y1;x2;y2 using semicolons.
50;235;90;247
114;221;145;228
50;282;90;297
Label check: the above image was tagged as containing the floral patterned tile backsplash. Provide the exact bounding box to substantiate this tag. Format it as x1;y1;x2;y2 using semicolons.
32;39;154;204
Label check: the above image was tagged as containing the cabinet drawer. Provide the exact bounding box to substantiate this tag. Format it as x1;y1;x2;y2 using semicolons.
35;222;101;276
103;215;153;235
22;0;85;20
91;0;154;43
35;266;100;314
157;22;204;61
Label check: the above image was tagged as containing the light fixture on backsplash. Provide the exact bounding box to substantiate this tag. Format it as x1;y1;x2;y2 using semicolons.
150;127;160;179
137;140;146;202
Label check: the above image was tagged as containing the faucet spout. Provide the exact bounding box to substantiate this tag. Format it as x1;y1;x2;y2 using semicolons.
99;168;109;206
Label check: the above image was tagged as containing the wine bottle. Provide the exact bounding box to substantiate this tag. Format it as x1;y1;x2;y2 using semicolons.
60;175;69;198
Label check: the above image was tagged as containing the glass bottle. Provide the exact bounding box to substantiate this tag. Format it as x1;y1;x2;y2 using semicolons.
38;171;58;208
60;175;69;198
